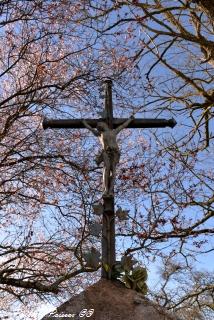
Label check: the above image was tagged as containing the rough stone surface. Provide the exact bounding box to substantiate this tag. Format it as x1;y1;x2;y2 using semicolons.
42;279;179;320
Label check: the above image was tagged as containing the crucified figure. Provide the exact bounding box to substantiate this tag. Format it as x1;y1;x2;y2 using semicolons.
83;115;134;196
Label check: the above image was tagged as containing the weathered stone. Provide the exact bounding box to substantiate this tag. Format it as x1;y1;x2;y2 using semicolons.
42;279;179;320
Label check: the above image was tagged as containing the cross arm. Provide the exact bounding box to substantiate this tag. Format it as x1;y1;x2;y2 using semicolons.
43;118;100;129
125;117;177;129
42;117;176;130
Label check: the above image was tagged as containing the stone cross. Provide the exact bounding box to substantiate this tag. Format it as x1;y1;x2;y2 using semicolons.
43;80;176;279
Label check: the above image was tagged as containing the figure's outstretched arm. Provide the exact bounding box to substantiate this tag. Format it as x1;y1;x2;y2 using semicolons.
82;120;100;136
115;115;135;134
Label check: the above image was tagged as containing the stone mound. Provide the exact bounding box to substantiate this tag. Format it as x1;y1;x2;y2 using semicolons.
42;279;179;320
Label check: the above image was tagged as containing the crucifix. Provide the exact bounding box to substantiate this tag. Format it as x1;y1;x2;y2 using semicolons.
43;79;176;279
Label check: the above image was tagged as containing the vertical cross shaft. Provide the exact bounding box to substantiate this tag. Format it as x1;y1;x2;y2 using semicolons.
101;80;116;279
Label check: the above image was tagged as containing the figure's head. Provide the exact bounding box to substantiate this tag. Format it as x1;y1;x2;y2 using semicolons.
96;122;109;132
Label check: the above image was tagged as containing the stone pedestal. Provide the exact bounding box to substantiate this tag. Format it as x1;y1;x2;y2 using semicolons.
42;279;179;320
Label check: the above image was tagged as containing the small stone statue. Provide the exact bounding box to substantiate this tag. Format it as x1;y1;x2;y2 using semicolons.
83;116;134;196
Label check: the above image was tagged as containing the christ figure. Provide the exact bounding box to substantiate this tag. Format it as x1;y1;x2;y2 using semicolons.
83;115;134;196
